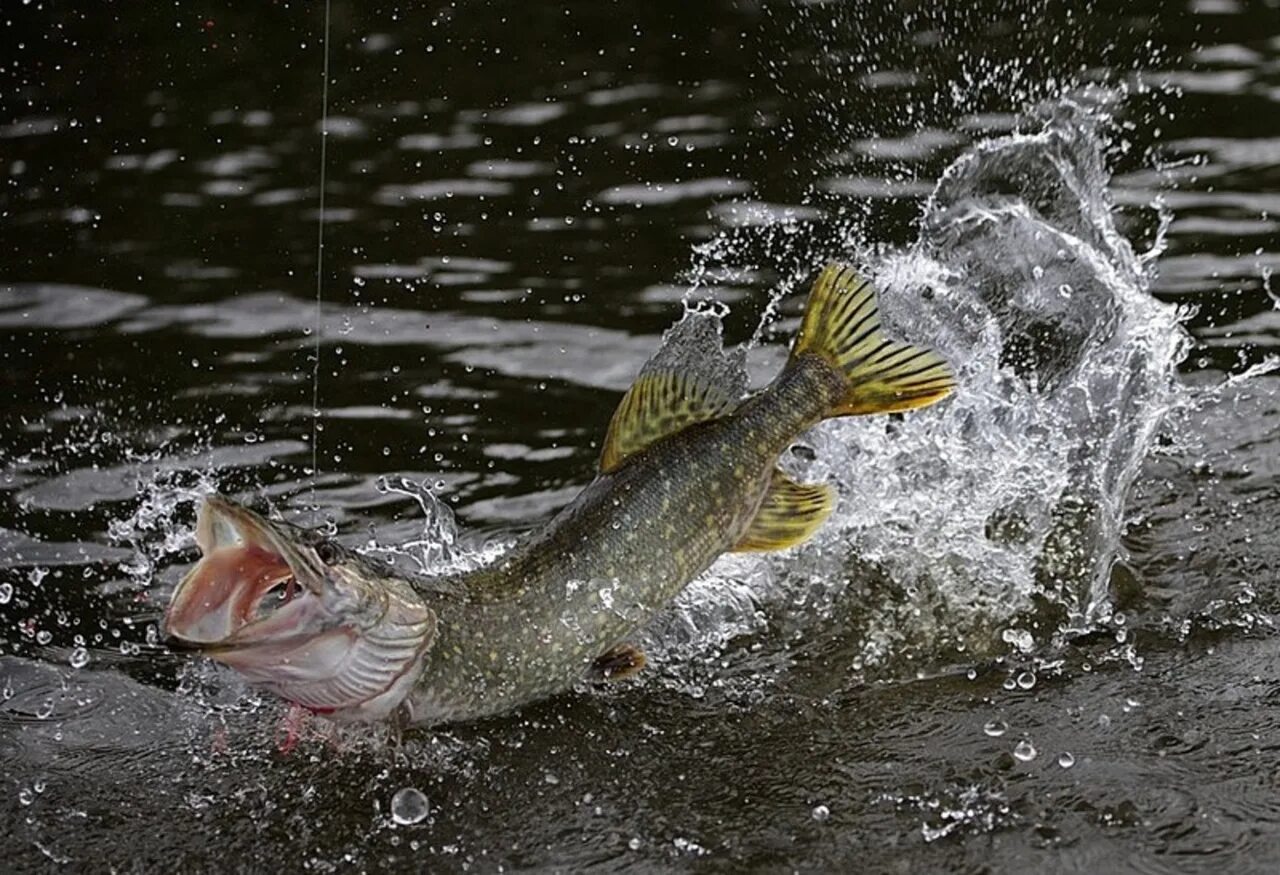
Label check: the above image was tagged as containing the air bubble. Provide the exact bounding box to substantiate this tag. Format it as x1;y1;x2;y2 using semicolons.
1001;629;1034;653
983;720;1008;737
1058;752;1075;768
390;787;430;825
811;804;831;821
1013;739;1038;762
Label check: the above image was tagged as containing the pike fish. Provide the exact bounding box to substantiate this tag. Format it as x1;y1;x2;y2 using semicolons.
163;264;955;725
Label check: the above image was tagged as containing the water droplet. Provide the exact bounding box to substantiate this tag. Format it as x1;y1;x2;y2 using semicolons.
628;837;642;851
390;787;430;825
1000;628;1034;653
1016;671;1036;690
983;720;1007;737
0;583;11;604
36;630;52;645
18;788;34;806
1013;739;1038;762
69;647;89;668
811;804;830;822
1058;752;1075;769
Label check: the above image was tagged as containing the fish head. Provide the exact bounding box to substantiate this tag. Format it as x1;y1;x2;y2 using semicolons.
163;495;436;720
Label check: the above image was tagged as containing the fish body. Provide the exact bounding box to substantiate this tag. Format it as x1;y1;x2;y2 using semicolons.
162;264;955;725
407;357;842;722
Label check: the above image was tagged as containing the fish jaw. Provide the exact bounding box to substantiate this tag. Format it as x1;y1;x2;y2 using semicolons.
163;495;437;720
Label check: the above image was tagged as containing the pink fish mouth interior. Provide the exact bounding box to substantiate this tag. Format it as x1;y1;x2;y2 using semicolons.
163;498;308;646
164;544;300;644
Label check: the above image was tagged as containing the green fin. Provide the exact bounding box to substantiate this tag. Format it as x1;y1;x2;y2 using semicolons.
599;370;737;472
733;469;835;552
791;263;956;417
590;643;647;682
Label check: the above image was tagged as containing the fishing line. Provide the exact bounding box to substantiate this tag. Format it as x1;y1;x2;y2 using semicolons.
310;0;333;521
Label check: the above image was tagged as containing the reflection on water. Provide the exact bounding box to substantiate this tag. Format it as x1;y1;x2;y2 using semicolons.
3;0;1280;871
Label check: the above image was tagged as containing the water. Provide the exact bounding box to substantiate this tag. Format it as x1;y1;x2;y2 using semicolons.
3;1;1280;871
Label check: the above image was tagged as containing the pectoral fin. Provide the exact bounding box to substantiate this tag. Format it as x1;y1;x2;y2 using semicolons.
733;469;834;552
590;643;647;681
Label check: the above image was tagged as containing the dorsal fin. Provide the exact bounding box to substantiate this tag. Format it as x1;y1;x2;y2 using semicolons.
599;369;738;472
732;469;834;552
599;310;747;473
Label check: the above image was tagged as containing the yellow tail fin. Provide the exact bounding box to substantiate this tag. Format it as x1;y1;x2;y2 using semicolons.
791;263;956;417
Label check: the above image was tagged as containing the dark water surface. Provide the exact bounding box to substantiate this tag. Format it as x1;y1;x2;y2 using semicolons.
3;1;1280;872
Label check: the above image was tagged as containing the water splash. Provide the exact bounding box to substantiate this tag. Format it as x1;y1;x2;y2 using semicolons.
358;476;515;580
107;467;220;591
663;94;1190;678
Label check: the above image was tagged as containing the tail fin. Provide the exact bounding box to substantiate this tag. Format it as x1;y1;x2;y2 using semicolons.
791;263;956;417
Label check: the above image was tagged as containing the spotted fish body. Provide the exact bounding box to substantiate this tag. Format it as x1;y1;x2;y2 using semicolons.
407;360;843;722
161;264;955;725
403;265;956;724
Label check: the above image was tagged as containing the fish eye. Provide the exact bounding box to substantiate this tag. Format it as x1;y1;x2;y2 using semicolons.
313;541;340;563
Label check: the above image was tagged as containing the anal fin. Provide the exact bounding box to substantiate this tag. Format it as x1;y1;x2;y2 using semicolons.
733;469;834;552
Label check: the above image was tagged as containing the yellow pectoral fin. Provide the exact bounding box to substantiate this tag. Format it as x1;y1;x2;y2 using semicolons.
733;470;835;552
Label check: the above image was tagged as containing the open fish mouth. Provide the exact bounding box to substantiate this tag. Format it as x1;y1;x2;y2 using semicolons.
163;495;437;718
163;496;321;646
